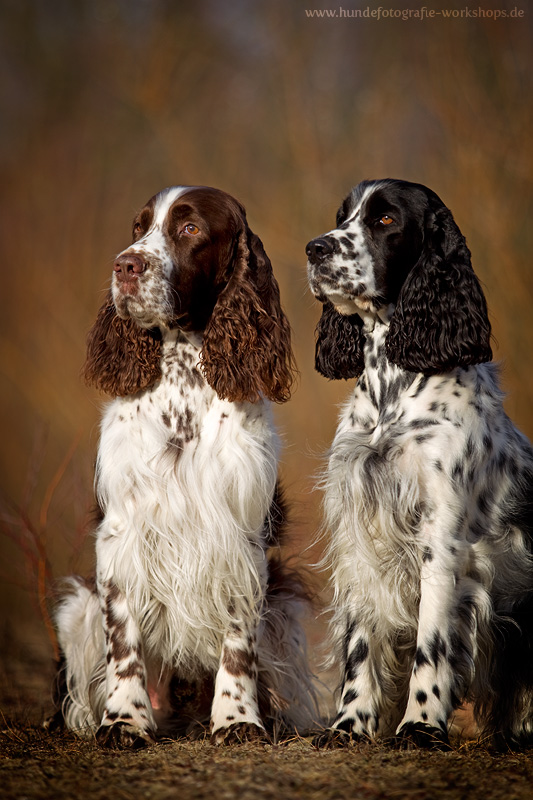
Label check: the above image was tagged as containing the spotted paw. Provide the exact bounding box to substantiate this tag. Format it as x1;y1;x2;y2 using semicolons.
395;721;450;750
96;721;156;749
211;721;266;745
312;727;358;749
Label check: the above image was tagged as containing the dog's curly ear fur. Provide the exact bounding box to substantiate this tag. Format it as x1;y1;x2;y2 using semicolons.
200;229;295;404
386;202;492;374
82;292;162;396
315;300;365;380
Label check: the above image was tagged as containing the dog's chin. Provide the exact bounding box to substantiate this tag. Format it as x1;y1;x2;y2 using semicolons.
113;297;161;329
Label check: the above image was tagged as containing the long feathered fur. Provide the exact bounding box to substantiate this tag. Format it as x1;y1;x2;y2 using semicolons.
200;230;295;403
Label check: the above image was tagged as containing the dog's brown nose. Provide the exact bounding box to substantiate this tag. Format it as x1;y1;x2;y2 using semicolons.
113;253;146;282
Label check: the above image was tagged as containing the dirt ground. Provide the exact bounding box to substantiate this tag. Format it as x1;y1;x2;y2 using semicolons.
2;625;533;800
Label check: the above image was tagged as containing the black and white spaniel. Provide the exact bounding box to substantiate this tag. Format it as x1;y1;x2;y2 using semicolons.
50;186;315;747
306;178;533;749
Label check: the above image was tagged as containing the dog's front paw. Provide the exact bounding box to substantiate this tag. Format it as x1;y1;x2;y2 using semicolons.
395;721;450;750
211;721;266;745
96;721;156;749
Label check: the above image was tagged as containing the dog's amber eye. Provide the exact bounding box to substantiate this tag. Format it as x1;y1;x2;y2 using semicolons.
184;224;199;235
133;222;142;234
380;215;394;226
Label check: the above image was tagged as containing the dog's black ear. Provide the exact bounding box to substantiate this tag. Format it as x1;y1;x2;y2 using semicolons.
386;202;492;374
315;301;365;380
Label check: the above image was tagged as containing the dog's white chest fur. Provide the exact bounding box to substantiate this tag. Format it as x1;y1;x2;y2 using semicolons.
94;332;279;670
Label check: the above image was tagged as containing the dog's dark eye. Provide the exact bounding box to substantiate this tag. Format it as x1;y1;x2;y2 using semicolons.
183;224;200;236
133;222;142;234
380;215;394;226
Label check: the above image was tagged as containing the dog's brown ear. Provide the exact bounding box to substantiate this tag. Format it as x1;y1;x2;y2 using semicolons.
82;292;162;396
200;229;295;404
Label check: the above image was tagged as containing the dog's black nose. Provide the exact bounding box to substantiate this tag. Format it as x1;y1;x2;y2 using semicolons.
306;237;334;260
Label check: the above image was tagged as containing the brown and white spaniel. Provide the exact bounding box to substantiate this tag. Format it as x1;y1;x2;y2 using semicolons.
49;186;316;747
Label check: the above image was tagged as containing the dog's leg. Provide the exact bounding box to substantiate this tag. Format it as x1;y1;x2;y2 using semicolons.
95;580;156;748
314;612;390;748
396;504;471;749
210;607;265;744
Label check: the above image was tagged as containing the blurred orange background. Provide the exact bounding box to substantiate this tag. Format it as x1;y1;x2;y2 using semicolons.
1;0;532;676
